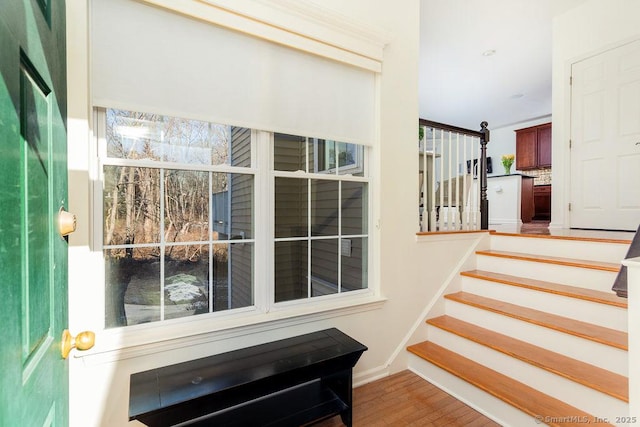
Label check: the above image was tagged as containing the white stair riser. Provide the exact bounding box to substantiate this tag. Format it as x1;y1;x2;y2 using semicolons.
490;235;629;264
444;300;628;376
461;277;627;332
427;326;628;417
476;255;618;292
408;354;543;427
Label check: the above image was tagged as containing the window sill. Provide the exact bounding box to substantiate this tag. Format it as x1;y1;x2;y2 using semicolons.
76;294;386;365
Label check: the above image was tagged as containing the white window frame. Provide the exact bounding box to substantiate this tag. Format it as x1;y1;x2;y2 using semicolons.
271;135;369;308
91;108;376;345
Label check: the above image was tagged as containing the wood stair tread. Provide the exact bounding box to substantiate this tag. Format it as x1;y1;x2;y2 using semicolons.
407;341;613;427
427;315;629;402
489;230;632;245
461;270;628;308
476;249;621;272
445;291;628;350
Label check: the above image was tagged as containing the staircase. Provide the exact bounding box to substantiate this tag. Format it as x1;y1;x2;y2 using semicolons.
408;231;631;427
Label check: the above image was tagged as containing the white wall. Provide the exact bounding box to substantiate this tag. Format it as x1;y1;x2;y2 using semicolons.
64;1;487;426
551;0;640;229
552;3;640;414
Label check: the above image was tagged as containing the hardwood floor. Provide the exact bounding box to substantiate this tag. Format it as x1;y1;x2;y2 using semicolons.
314;370;499;426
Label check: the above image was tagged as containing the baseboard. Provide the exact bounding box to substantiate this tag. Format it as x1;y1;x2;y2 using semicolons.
353;365;389;387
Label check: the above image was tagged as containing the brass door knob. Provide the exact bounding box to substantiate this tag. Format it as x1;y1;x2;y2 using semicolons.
61;329;95;359
58;207;77;237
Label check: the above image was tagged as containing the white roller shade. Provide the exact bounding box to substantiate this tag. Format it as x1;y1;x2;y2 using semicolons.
91;0;376;145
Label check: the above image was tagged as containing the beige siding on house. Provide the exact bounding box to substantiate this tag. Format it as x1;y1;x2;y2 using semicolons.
311;239;339;295
229;127;253;308
274;133;306;171
341;237;367;291
342;181;367;235
312;180;339;236
230;243;253;308
275;177;308;238
275;240;308;302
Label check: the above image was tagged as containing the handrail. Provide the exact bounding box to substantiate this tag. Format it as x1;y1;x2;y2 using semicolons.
419;119;483;138
612;224;640;298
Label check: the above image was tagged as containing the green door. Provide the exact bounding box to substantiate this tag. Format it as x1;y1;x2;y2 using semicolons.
0;0;69;425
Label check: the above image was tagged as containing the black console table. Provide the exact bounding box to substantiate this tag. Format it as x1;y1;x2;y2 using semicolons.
129;328;367;426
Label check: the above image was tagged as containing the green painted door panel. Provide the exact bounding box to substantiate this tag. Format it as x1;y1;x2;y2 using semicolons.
0;1;68;425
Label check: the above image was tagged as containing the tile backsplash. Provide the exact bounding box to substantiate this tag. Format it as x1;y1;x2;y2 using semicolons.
522;168;551;185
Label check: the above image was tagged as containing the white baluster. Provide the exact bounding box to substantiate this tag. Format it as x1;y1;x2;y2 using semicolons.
462;135;469;230
429;127;437;231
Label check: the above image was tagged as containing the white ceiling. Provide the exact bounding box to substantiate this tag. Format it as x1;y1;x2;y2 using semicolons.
419;0;587;131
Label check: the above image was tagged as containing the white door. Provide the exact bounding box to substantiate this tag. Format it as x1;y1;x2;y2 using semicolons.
570;39;640;231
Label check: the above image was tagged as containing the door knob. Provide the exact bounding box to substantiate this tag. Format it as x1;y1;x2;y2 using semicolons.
61;329;95;359
58;207;76;237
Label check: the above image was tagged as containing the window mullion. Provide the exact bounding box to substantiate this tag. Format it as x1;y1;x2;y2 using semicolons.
257;129;272;312
338;180;342;293
307;177;311;299
208;171;214;313
160;168;165;321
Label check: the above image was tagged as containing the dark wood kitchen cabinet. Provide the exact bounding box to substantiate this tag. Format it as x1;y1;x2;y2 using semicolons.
521;176;535;223
516;123;552;170
533;185;552;220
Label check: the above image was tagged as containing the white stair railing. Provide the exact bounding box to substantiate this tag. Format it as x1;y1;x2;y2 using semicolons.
419;121;489;232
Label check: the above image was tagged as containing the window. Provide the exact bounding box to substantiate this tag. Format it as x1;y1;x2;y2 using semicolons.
99;109;369;328
101;109;254;327
273;133;368;303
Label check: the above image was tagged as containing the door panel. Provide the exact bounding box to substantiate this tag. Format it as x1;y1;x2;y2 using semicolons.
22;61;53;364
570;39;640;230
0;1;68;425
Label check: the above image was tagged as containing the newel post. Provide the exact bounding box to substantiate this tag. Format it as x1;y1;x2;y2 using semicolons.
479;121;490;230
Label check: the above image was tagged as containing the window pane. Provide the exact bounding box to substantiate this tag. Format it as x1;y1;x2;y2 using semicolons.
164;244;210;320
311;179;338;236
211;242;254;311
230;173;254;240
164;170;209;243
229;242;254;309
103;166;160;245
163;119;223;165
106;109;251;166
274;133;306;171
337;142;364;177
230;126;251;167
275;177;308;238
106;109;163;160
275;240;308;302
308;139;335;173
341;237;368;292
341;181;367;235
211;172;254;241
105;247;161;328
311;239;338;297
